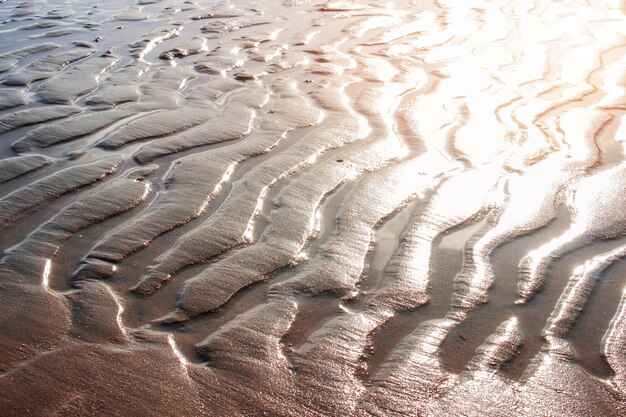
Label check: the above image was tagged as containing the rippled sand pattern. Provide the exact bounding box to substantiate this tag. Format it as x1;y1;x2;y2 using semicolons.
1;0;626;415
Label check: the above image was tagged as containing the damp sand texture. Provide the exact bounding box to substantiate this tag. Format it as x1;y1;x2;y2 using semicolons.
0;0;625;416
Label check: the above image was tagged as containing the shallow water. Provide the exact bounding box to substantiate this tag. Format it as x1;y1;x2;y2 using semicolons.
0;0;625;415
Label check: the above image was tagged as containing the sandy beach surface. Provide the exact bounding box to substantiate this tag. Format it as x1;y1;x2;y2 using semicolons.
0;0;625;415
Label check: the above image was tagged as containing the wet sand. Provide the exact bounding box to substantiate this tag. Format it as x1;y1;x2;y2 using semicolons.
0;0;625;415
